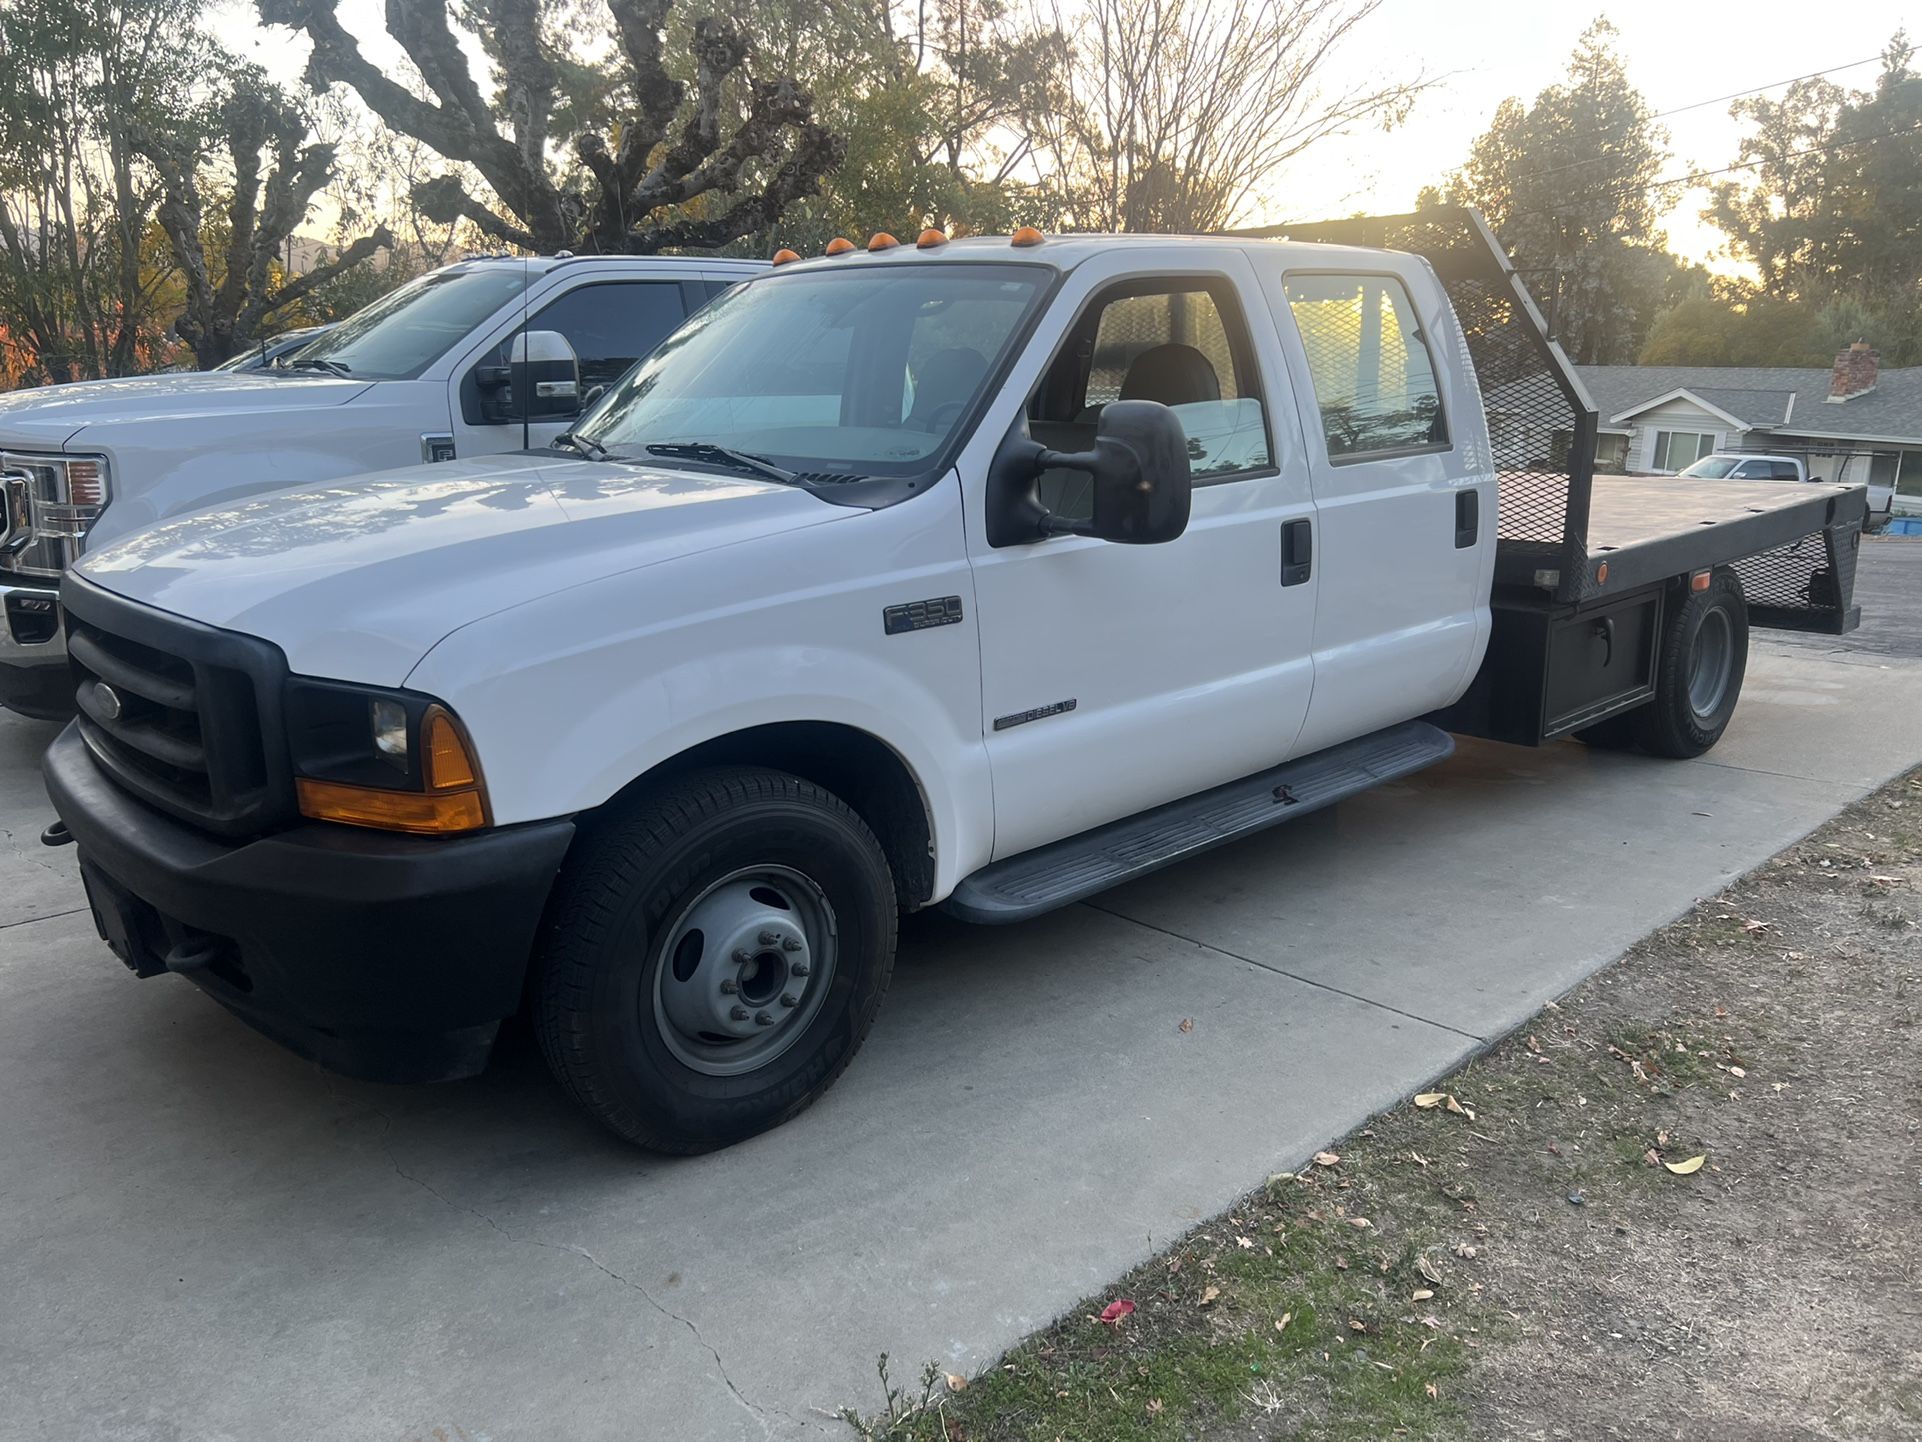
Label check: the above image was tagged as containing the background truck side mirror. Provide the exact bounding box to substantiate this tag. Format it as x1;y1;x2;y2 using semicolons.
510;329;582;420
986;400;1193;547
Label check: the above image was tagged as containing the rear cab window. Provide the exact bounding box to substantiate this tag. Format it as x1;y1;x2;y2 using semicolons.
1280;273;1449;461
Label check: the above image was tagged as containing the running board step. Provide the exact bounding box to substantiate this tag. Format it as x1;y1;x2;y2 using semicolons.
946;720;1454;925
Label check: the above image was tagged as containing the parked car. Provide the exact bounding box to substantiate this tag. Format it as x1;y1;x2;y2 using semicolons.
1678;451;1894;516
0;253;764;717
41;210;1867;1154
207;324;339;373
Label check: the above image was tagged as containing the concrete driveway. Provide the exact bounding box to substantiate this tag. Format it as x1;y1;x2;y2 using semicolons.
4;540;1920;1442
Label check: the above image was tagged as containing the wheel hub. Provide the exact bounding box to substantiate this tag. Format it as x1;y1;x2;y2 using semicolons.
652;867;836;1076
1687;606;1734;719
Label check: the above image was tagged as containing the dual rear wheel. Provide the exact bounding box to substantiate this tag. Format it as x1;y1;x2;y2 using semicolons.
1577;567;1749;759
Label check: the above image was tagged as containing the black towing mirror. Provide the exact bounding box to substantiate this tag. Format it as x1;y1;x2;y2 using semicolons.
987;399;1193;547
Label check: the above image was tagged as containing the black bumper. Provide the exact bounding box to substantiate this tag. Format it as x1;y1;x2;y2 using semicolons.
44;724;575;1082
1;658;76;720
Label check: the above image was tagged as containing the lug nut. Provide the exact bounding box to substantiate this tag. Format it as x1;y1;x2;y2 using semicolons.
781;936;803;952
779;993;799;1008
758;930;781;946
733;948;753;964
754;1011;774;1027
719;979;739;994
730;1005;750;1022
790;963;810;977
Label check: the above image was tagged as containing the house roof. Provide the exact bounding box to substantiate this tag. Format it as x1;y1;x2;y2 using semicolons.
1574;364;1922;444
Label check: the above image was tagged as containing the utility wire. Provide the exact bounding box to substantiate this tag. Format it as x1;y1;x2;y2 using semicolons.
1492;54;1887;191
1504;117;1922;221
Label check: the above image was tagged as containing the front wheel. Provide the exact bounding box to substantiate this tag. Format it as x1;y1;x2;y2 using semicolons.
533;767;897;1153
1634;567;1749;759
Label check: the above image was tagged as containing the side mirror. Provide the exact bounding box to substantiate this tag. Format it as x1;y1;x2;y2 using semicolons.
986;400;1193;547
510;329;581;420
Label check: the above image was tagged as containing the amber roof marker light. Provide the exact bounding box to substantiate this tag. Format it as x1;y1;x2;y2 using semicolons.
824;237;855;256
1011;226;1045;247
771;248;800;265
867;232;900;251
917;229;948;249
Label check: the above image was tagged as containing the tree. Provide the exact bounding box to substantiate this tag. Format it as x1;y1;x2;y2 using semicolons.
0;0;210;381
135;71;392;366
1443;19;1676;365
258;0;845;256
1708;34;1922;309
1027;0;1423;233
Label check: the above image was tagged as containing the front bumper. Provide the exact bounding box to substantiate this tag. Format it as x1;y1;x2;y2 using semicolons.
0;576;71;718
44;724;576;1082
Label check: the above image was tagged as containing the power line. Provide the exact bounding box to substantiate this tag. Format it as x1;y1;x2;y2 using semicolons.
1491;54;1888;191
1505;117;1922;222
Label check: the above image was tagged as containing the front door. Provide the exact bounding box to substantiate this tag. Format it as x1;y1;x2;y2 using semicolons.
448;277;695;459
962;250;1321;861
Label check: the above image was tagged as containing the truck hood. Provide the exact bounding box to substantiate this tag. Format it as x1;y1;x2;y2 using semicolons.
76;453;844;684
0;370;370;449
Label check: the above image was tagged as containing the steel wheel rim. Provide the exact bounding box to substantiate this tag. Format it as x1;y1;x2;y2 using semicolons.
650;865;838;1077
1687;607;1733;719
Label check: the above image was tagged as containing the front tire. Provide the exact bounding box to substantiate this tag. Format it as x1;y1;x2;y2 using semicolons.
1634;568;1749;759
533;767;897;1153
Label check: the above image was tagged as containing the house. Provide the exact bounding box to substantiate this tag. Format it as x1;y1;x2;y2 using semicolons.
1573;344;1922;512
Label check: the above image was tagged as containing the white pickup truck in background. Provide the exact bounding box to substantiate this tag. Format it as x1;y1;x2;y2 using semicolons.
0;254;762;717
1678;450;1896;516
41;210;1866;1154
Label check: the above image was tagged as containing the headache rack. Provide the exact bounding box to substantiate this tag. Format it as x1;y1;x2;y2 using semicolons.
1234;206;1864;637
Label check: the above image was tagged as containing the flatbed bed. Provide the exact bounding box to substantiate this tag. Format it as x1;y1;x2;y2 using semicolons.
1245;206;1868;748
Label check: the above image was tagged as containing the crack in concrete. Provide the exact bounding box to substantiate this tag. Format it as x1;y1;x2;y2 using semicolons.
373;1112;779;1440
1082;900;1488;1042
0;906;87;932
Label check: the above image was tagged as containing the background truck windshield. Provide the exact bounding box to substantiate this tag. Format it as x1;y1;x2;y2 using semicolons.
1679;457;1742;479
575;263;1046;477
283;266;531;379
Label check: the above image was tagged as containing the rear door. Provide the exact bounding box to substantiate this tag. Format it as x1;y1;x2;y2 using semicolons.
1256;260;1492;753
961;249;1321;861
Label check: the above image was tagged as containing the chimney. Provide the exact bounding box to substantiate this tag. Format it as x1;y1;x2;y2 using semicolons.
1827;340;1879;402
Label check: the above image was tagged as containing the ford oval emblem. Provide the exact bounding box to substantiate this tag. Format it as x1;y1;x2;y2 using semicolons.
92;681;123;721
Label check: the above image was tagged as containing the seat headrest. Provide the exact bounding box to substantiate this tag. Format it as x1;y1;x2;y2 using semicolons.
910;347;989;417
1119;343;1220;407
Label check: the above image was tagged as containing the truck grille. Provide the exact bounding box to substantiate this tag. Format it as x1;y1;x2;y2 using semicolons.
63;577;293;836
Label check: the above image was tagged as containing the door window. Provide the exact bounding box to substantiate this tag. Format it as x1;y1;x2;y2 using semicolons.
1027;280;1271;520
1283;273;1448;459
465;281;688;425
1652;430;1716;472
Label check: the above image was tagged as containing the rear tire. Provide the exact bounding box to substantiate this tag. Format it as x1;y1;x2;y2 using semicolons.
533;766;896;1153
1633;568;1748;759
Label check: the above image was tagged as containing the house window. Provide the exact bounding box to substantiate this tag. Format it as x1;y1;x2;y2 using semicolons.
1652;430;1715;472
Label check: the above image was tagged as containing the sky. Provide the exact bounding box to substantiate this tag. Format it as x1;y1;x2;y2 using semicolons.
212;0;1915;273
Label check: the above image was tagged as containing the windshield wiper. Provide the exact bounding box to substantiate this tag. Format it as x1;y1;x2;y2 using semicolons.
644;441;797;486
286;356;352;377
552;431;609;461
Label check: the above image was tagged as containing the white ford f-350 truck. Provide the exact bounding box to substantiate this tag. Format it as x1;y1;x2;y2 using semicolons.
0;253;762;717
41;210;1865;1153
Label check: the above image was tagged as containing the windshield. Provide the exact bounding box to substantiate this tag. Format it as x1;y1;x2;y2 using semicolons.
282;266;533;380
1678;456;1740;479
575;262;1048;478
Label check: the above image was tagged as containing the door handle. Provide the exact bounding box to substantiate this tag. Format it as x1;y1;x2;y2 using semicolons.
1281;518;1312;586
1454;489;1479;549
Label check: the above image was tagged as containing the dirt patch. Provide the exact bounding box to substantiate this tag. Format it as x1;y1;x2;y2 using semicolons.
841;769;1922;1441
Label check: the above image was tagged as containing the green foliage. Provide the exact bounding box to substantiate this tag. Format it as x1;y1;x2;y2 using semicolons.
1444;20;1677;365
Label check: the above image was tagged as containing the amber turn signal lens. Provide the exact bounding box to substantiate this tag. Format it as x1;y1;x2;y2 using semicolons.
1010;226;1044;247
916;228;947;248
771;248;800;265
422;707;479;790
296;779;488;835
824;237;855;255
1596;561;1609;585
1690;569;1712;592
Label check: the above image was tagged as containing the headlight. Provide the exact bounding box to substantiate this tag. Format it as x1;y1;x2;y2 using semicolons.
284;679;491;835
0;450;110;558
